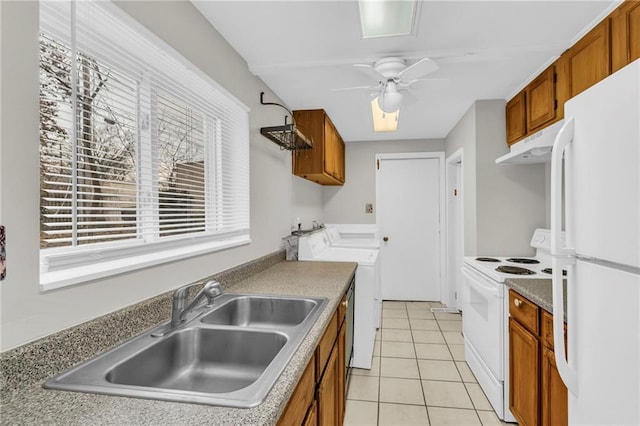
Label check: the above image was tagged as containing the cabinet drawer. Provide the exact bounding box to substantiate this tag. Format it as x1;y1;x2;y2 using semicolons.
541;310;567;350
277;354;316;426
509;290;539;334
316;310;338;377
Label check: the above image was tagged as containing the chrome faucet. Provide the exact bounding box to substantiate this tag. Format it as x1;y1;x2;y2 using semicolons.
152;280;223;337
171;280;223;327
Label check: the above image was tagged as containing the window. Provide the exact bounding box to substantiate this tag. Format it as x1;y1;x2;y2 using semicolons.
39;1;250;290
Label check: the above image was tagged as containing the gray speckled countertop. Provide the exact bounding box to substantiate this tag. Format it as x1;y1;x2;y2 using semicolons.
0;258;357;426
504;278;567;320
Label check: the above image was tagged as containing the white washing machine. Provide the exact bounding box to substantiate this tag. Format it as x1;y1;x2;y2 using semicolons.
298;230;381;369
324;224;380;249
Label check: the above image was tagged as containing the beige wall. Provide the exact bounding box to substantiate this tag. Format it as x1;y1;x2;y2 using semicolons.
0;1;322;351
322;139;446;224
445;100;547;256
474;100;546;255
292;175;324;231
445;105;478;255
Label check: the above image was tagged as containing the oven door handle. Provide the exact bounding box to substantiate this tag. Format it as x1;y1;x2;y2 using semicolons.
462;268;500;298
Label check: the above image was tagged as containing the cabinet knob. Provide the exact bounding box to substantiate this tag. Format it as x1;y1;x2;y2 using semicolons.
514;299;523;307
383;236;389;242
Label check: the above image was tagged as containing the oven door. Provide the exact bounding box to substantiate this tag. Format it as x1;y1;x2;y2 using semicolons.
461;266;504;381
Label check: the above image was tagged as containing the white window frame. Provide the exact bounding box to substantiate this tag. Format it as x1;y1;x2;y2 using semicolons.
39;1;250;291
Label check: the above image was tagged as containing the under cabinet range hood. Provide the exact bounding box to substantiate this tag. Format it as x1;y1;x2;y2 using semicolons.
496;120;565;165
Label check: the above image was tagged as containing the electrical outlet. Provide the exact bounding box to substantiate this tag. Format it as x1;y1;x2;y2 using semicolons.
365;203;373;214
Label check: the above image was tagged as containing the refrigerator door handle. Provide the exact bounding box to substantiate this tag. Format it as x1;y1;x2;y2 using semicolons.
550;117;575;257
551;257;578;395
550;116;578;396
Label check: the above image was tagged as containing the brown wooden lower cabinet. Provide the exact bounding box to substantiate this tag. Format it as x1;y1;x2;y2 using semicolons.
509;289;568;426
510;318;540;426
541;346;568;426
277;355;316;425
278;289;348;426
303;401;317;426
318;344;339;426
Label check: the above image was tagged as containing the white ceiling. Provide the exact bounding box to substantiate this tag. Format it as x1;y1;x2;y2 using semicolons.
192;1;617;142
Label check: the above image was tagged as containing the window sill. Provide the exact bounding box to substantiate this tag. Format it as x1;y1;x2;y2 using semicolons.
39;235;251;292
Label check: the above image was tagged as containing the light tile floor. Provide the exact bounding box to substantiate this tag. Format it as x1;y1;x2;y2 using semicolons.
345;301;509;426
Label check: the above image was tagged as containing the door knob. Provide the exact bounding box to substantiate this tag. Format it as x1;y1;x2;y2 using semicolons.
383;236;389;242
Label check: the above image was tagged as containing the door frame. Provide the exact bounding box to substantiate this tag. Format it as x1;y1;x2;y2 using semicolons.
445;148;464;309
375;152;446;302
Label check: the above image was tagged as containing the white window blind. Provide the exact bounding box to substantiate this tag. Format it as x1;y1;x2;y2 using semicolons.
39;0;250;290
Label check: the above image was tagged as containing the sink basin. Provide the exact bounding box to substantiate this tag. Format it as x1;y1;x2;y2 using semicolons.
201;295;317;327
106;328;287;394
44;293;328;407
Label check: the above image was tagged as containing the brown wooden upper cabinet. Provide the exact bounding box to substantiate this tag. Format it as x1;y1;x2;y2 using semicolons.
504;4;630;146
506;90;527;145
526;65;557;133
292;109;345;186
506;64;560;146
557;19;611;102
611;0;640;73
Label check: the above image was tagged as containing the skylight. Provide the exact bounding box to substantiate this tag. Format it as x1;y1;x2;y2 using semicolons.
358;0;417;38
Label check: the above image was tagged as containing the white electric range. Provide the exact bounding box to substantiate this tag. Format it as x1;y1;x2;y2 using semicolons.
461;228;565;422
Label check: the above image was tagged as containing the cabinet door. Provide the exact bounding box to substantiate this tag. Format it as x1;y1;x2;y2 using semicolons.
293;110;324;177
506;91;527;145
335;136;345;184
277;355;316;426
558;20;611;100
541;346;568;426
611;0;640;72
526;65;557;132
323;119;337;179
318;345;339;426
303;400;318;426
510;318;540;426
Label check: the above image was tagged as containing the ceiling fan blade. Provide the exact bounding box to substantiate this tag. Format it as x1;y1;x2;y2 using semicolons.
398;77;449;89
332;84;379;92
398;58;439;82
354;63;386;83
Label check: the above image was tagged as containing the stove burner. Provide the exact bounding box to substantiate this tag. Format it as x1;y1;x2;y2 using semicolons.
475;257;501;262
496;265;536;275
541;268;567;276
506;258;540;265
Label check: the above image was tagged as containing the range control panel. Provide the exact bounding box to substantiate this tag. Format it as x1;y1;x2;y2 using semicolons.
530;228;565;250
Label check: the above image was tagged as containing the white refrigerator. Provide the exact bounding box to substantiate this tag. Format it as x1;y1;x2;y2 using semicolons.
550;59;640;425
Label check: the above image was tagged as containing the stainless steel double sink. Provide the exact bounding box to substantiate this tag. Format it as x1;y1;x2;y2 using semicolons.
44;294;328;408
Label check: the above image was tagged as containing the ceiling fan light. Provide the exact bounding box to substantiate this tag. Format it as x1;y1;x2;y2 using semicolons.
377;90;402;113
358;0;417;39
371;97;399;132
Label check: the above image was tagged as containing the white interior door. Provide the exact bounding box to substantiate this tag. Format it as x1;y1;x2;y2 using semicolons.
377;153;443;301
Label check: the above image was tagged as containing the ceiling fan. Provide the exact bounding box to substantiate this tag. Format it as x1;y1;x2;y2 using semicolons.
335;56;440;113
